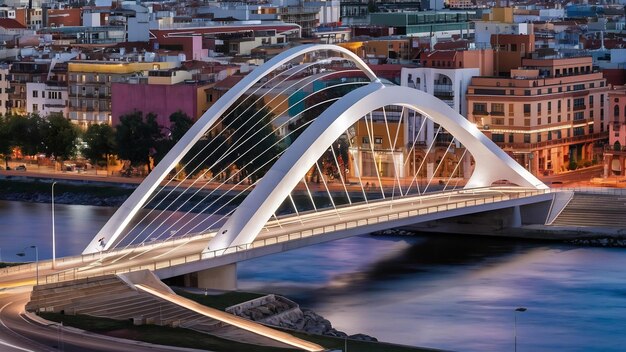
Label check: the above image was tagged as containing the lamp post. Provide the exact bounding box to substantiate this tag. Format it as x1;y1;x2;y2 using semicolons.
16;246;39;286
52;181;57;269
514;307;527;352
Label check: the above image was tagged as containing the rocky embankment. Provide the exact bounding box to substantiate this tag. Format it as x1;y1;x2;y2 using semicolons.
372;229;418;236
569;237;626;247
226;294;377;341
1;191;128;207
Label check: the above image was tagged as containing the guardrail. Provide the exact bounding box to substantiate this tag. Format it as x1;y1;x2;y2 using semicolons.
40;188;549;285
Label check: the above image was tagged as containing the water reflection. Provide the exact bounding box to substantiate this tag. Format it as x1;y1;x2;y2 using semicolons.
1;200;625;351
238;235;626;352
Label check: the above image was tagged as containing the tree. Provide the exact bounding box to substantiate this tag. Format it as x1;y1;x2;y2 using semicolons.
168;110;194;143
221;99;282;182
0;115;11;169
8;113;46;157
83;123;116;172
155;110;195;165
115;111;164;173
41;113;80;166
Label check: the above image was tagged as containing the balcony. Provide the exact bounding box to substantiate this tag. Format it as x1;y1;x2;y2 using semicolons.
573;105;587;111
490;111;505;116
495;131;608;151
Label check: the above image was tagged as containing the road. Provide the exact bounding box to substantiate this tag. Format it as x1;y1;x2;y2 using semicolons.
0;288;201;352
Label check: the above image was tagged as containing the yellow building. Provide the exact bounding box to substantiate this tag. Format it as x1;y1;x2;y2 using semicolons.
68;61;177;127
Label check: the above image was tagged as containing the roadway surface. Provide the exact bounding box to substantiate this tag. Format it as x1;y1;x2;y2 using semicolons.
0;288;201;352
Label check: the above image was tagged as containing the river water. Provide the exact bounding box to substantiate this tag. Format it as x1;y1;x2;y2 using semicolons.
1;200;625;352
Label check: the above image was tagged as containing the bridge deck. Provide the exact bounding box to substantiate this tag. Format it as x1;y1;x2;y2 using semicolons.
0;187;550;287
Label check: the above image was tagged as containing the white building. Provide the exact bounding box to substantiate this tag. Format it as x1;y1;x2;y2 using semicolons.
0;64;10;115
400;67;478;178
474;22;533;49
26;82;68;117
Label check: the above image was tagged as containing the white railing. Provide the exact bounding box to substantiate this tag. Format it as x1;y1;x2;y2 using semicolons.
40;188;548;284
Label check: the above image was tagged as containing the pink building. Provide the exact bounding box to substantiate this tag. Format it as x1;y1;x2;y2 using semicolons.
604;86;626;177
111;69;211;128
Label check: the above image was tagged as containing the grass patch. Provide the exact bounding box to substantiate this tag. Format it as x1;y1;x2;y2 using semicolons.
174;289;265;311
174;290;444;352
39;312;301;352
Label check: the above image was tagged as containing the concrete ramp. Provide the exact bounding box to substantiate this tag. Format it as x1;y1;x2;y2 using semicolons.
119;271;325;352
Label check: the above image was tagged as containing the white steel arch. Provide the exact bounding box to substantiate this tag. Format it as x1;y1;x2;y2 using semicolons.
205;82;547;253
84;44;378;255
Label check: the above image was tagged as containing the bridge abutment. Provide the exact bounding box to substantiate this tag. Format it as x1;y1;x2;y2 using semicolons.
194;263;238;291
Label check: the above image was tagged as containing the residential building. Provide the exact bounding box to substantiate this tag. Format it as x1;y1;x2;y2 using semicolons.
467;56;609;176
604;86;626;177
111;68;213;128
8;60;50;115
68;60;178;128
0;64;10;116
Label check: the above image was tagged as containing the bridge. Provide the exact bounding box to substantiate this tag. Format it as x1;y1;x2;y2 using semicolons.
0;44;569;351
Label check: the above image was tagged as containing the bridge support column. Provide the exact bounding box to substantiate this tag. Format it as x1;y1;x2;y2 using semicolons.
511;205;522;228
192;263;238;291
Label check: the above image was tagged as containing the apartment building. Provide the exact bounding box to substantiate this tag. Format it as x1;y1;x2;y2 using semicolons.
8;60;50;115
467;56;609;176
68;61;177;128
604;86;626;177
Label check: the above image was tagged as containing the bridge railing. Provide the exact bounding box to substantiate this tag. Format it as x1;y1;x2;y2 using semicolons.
555;187;626;196
40;188;550;284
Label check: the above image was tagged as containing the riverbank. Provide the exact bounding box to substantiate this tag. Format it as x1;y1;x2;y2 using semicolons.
37;288;441;352
0;178;133;207
374;227;626;247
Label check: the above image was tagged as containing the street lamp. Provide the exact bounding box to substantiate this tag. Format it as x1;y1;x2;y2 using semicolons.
514;307;527;352
52;181;57;269
16;245;39;286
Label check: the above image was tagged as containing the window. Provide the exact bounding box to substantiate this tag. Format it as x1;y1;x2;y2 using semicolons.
589;95;594;108
601;108;604;121
537;133;541;143
524;119;531;126
548;88;552;94
493;118;504;125
508;104;514;116
508;134;514;143
492;134;504;143
491;103;504;115
537;118;542;125
537;103;542;115
362;137;370;144
32;90;38;98
615;105;620;118
473;103;487;114
524;90;531;96
32;103;38;111
509;118;514;125
558;100;562;113
573;127;585;136
523;134;531;143
374;137;383;144
573;84;585;91
573;98;585;109
548;101;552;112
600;94;605;107
523;104;531;116
574;111;584;121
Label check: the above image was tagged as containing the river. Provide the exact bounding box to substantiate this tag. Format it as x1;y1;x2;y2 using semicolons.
1;200;624;352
